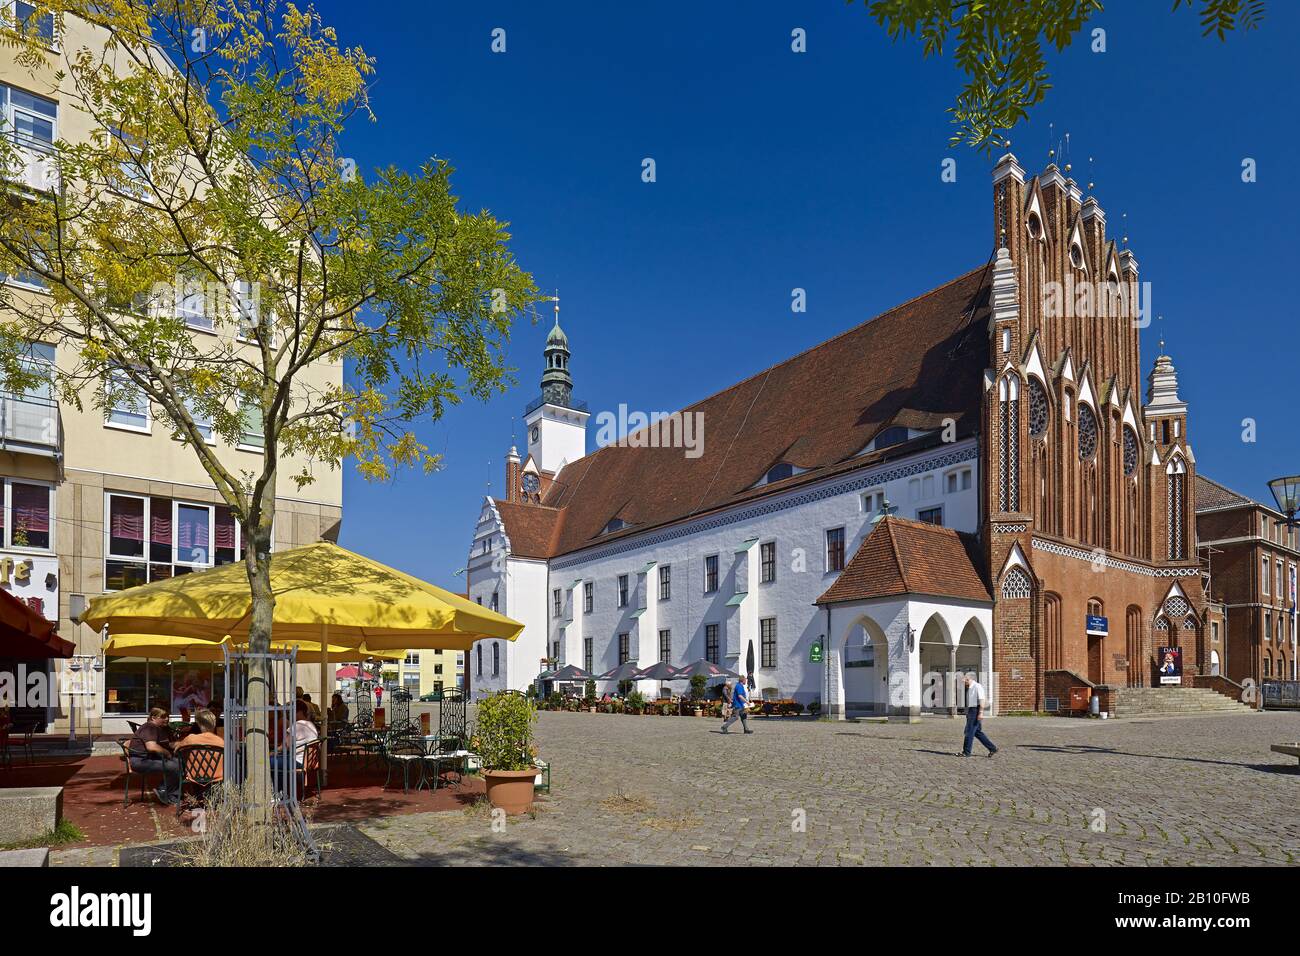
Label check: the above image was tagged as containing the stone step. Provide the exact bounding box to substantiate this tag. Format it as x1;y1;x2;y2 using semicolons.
1113;686;1254;718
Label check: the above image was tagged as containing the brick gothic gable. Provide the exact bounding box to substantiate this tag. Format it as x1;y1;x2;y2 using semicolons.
985;154;1206;711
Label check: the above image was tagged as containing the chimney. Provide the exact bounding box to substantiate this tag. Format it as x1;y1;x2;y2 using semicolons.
504;445;521;503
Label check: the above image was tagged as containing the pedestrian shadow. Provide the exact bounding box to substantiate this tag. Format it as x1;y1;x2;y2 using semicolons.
1018;743;1294;773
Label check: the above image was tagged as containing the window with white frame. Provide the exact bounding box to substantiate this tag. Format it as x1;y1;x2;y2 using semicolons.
238;397;264;449
584;581;593;614
104;492;248;590
552;588;562;618
182;397;214;443
705;623;719;664
658;629;671;663
404;652;419;666
658;564;671;601
1;478;53;551
8;2;56;44
106;370;149;431
760;541;776;583
0;81;56;150
492;642;499;677
175;272;212;331
1262;555;1270;596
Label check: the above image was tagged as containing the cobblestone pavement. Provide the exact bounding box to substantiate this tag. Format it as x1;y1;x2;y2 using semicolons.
356;710;1300;867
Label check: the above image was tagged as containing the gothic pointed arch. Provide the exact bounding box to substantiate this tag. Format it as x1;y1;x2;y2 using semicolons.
997;373;1021;512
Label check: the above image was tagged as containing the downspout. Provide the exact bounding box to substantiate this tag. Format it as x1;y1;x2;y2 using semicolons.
824;604;831;720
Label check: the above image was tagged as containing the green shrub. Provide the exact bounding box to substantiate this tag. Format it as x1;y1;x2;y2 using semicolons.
473;692;538;771
626;690;644;713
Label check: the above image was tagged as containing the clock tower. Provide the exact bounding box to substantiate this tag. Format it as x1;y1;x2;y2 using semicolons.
522;295;589;479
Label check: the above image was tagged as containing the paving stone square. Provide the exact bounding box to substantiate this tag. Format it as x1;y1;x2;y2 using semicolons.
356;710;1300;867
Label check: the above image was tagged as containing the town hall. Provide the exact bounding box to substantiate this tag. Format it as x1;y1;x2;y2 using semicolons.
464;154;1211;717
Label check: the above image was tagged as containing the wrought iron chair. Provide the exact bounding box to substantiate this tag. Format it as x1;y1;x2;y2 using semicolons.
4;723;37;764
383;738;425;792
176;744;224;819
117;738;165;806
0;725;11;770
127;720;142;734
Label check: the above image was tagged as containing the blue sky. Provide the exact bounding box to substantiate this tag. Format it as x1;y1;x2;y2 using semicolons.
317;0;1299;589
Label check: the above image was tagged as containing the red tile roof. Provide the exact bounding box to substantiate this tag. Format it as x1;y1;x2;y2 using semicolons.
1194;474;1254;512
494;500;565;559
816;516;991;605
496;266;991;560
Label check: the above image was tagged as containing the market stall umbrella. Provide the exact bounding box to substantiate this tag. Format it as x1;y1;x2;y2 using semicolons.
335;664;381;681
634;661;683;681
673;659;741;680
549;664;595;682
83;541;522;777
0;588;73;659
596;661;644;683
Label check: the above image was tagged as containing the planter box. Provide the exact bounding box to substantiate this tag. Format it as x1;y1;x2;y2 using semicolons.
0;787;62;846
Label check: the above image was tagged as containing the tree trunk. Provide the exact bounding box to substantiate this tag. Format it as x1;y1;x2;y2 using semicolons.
243;513;276;821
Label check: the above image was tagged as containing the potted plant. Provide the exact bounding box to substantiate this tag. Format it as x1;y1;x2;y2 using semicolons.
474;691;540;815
808;699;822;718
690;675;707;716
585;679;598;712
626;690;644;715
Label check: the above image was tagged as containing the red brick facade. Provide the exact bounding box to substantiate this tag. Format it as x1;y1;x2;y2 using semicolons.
983;155;1207;711
1196;479;1299;689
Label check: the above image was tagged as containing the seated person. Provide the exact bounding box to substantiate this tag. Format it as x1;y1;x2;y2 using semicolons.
301;692;322;723
128;707;181;805
174;708;224;783
269;700;320;777
328;692;349;726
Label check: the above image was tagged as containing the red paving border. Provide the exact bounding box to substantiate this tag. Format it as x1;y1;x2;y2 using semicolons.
1;753;487;848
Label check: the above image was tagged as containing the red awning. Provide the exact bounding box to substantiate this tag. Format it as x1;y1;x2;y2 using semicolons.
0;588;74;659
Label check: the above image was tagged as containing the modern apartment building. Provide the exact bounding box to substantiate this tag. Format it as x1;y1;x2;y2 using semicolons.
0;9;343;733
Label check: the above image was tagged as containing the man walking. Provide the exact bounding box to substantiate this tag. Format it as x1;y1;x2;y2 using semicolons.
958;674;997;757
721;678;752;734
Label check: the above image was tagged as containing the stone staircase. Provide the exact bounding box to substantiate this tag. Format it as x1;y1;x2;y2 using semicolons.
1113;686;1255;719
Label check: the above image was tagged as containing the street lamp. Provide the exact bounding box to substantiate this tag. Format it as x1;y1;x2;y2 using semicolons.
1268;475;1300;527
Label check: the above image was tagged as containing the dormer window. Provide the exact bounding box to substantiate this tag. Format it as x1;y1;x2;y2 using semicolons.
602;517;627;535
872;426;909;450
1027;211;1042;239
765;462;794;484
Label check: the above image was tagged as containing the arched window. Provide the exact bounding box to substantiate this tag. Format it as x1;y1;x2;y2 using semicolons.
1001;566;1032;599
1078;403;1098;460
1028;377;1049;437
1164;595;1190;619
1154;616;1170;633
998;375;1020;512
1166;457;1187;560
1087;598;1103;618
1122;426;1139;477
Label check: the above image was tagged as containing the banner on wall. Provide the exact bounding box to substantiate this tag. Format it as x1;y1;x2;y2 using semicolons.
1158;646;1183;686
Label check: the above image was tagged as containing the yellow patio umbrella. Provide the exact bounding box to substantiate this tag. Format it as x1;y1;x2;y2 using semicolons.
83;541;522;776
81;541;522;649
102;633;405;664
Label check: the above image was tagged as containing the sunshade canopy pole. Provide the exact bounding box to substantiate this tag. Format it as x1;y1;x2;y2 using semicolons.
320;622;329;784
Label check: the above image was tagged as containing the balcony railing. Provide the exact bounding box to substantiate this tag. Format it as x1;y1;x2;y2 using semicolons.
0;392;61;454
1;134;59;193
523;394;589;417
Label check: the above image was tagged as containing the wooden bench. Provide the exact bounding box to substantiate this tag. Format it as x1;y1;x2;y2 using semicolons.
1270;743;1300;765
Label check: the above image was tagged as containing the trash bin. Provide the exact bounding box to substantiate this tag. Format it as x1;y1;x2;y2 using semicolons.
1089;693;1100;716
